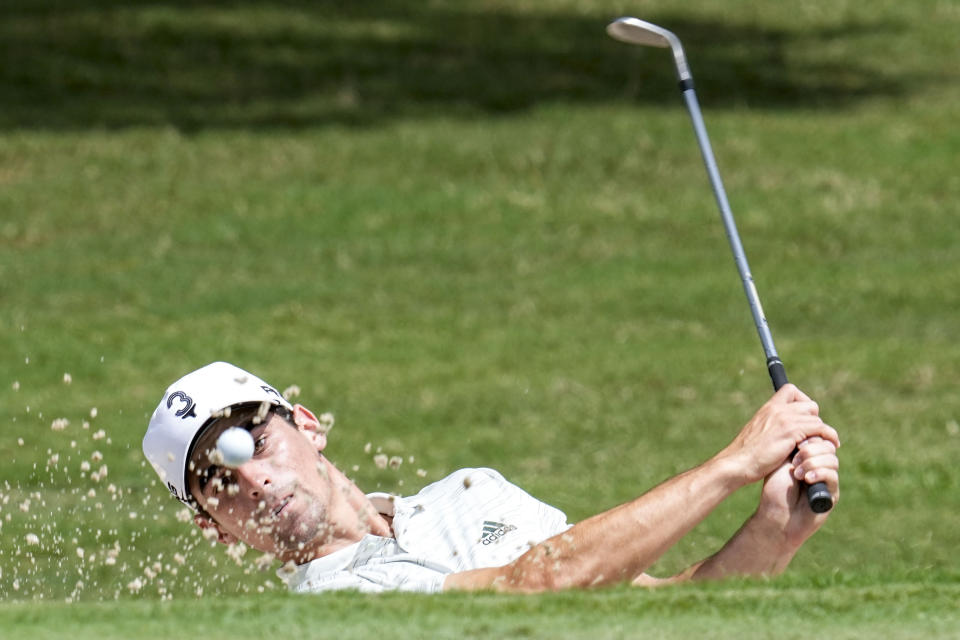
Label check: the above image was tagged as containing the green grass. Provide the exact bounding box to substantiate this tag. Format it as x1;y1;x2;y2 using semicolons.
3;582;960;640
2;0;959;636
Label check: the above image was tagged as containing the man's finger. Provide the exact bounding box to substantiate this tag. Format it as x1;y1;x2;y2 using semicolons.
795;437;837;458
790;418;840;450
793;452;839;480
770;383;802;403
792;400;820;417
816;423;841;449
798;468;840;502
767;383;820;415
769;383;816;407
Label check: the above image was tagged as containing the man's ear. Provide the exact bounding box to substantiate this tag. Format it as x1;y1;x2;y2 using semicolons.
193;512;237;545
292;404;327;452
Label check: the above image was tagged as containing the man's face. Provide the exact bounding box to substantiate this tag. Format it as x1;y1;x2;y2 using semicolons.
186;406;335;561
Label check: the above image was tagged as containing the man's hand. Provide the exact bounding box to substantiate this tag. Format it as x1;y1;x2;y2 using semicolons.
757;436;840;550
718;384;840;485
656;393;841;584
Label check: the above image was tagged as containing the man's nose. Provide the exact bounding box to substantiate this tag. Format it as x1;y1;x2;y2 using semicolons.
233;459;272;500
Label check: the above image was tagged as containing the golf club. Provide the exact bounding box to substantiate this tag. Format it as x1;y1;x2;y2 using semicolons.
607;17;833;513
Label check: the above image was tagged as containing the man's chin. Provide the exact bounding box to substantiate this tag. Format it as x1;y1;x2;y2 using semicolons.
271;515;328;555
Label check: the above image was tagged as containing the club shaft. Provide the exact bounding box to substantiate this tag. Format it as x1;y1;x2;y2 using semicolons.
679;86;833;513
681;89;782;371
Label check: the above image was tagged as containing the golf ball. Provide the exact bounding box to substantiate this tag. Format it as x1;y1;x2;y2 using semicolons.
216;427;254;468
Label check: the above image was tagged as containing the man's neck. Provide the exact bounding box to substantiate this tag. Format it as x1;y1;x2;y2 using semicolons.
279;467;394;564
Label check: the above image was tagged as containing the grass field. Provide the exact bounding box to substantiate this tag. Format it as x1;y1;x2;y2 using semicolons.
2;0;959;637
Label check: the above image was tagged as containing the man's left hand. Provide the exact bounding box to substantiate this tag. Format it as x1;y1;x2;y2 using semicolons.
757;436;840;550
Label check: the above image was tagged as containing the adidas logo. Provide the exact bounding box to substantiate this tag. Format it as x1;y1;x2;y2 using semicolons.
480;520;517;546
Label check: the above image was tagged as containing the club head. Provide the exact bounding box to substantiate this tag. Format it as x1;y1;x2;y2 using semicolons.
606;17;691;83
606;17;674;48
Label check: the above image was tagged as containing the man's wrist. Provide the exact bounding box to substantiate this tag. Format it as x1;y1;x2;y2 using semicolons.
686;512;795;581
746;510;799;560
705;451;755;492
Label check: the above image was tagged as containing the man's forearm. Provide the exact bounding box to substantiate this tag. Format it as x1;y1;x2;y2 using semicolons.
631;511;799;588
686;511;797;581
445;454;747;592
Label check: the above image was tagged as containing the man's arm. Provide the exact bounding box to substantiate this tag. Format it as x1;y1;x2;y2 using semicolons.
445;453;746;592
445;384;839;592
661;435;840;584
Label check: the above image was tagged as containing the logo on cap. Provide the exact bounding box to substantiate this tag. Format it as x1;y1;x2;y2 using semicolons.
261;385;282;400
168;481;190;504
166;391;197;419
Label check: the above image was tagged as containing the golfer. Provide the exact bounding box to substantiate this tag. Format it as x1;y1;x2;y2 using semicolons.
143;362;839;593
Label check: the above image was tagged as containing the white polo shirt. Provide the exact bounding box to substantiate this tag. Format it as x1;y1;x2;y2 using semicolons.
278;468;571;594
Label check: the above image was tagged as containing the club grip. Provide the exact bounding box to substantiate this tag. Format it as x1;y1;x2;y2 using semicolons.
766;357;834;513
767;357;789;391
806;481;834;513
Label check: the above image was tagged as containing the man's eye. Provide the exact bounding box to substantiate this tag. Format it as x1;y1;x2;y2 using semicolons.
198;466;214;491
200;465;227;491
254;435;267;453
212;469;238;491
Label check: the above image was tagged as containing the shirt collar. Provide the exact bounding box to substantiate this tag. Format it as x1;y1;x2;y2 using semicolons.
275;491;401;587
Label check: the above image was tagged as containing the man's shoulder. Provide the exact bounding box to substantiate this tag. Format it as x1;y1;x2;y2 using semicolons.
390;467;570;574
396;467;556;524
402;467;514;501
442;467;509;484
364;469;516;524
429;467;509;488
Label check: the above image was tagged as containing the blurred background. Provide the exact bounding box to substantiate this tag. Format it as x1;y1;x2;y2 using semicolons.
1;0;958;603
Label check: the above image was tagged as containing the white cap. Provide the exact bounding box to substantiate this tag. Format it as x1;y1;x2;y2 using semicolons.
143;362;293;508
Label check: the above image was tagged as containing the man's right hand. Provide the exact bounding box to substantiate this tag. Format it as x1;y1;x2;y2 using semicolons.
718;384;840;485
